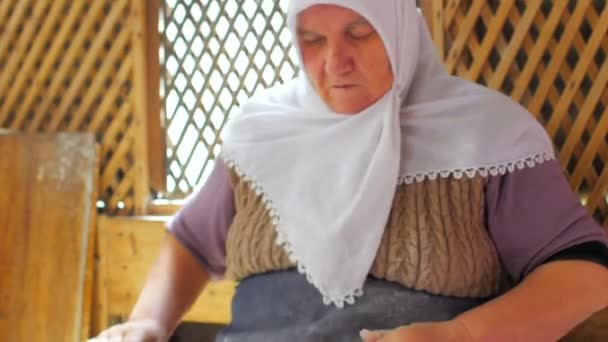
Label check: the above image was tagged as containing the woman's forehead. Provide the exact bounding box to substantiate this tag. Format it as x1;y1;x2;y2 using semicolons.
296;4;372;30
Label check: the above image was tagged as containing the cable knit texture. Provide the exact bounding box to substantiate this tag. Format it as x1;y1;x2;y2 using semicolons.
225;167;509;298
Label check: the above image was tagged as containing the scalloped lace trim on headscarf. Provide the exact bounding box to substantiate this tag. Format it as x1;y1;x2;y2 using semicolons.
223;152;554;306
399;153;554;185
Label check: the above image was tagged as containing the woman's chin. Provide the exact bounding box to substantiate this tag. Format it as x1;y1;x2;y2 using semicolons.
327;97;372;114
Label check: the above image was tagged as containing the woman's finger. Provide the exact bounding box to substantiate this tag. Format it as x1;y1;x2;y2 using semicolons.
98;324;128;338
360;329;387;342
90;336;109;342
95;326;126;342
109;334;125;342
127;330;163;342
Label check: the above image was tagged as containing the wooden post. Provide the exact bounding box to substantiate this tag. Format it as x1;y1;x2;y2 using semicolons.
81;143;100;341
419;0;435;39
432;0;445;60
144;0;167;195
131;0;152;214
91;216;111;335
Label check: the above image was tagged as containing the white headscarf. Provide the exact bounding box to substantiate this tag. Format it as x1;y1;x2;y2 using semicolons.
221;0;554;307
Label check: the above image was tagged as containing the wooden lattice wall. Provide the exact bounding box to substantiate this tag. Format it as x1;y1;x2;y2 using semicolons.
3;0;607;222
421;0;608;226
0;0;163;215
160;0;295;198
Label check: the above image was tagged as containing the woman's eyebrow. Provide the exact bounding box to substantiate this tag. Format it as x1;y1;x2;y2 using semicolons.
296;28;321;36
296;18;372;36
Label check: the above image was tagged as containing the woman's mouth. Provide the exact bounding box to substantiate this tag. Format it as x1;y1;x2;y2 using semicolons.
332;84;357;90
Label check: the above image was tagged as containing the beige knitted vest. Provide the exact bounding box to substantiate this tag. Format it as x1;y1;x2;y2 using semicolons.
225;168;509;298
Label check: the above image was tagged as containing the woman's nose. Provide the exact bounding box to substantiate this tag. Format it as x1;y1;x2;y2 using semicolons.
324;41;354;76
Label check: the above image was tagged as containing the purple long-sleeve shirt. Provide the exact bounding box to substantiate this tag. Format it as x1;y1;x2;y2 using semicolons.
167;159;608;282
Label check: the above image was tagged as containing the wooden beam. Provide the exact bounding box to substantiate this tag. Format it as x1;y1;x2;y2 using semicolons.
419;0;434;36
144;0;167;195
131;0;153;214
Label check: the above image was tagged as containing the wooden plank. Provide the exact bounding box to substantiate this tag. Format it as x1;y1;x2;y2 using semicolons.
432;0;445;58
449;7;481;76
147;200;184;216
130;0;152;215
444;0;485;74
488;1;542;90
509;5;608;186
80;140;101;341
58;28;132;132
101;125;135;189
112;167;136;203
95;216;235;331
570;104;608;191
86;56;134;134
144;0;167;194
0;1;14;28
465;0;516;81
419;0;434;37
537;21;608;185
511;1;569;102
545;4;608;137
558;54;608;168
0;0;50;97
0;0;30;64
586;161;608;217
0;132;98;342
0;0;67;112
526;0;590;117
100;102;132;154
10;1;101;129
91;216;111;336
47;0;129;131
1;1;85;127
443;0;459;28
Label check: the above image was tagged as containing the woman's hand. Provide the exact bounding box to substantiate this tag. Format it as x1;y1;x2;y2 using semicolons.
85;234;210;342
87;319;169;342
360;320;473;342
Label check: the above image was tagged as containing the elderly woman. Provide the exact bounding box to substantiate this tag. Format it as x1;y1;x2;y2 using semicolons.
93;0;608;341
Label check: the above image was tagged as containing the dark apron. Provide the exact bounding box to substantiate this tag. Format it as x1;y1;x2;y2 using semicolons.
216;270;489;342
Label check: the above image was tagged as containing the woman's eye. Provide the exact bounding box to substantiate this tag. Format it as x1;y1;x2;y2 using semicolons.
347;25;376;40
302;36;325;45
298;30;326;46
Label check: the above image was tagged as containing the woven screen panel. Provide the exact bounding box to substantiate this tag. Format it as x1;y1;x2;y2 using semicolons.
160;0;296;198
0;0;150;214
428;0;608;225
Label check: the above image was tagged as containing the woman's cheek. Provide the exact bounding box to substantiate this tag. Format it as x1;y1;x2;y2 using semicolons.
301;53;324;84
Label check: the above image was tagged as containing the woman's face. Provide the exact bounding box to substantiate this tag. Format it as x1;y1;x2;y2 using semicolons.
296;5;394;114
